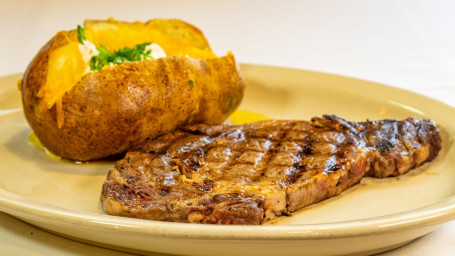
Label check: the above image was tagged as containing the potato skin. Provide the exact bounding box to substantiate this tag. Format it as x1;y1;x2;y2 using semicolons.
21;39;245;161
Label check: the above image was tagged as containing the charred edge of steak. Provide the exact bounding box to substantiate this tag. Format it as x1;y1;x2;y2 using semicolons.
361;117;442;177
285;155;369;213
101;115;442;224
312;115;442;178
101;168;266;224
188;193;265;225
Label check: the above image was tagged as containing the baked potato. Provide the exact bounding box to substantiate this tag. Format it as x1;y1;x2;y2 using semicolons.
20;18;245;161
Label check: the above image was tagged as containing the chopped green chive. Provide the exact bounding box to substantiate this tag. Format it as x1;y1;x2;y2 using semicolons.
77;25;86;44
76;26;160;71
88;43;156;71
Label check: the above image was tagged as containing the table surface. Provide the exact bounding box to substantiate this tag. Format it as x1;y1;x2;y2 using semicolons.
0;0;454;255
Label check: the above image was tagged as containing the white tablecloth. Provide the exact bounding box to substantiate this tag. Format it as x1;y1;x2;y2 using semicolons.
0;0;454;255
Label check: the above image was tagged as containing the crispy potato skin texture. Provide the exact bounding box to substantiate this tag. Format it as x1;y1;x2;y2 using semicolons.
21;39;245;161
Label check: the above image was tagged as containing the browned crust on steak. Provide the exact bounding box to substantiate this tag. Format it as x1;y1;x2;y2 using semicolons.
311;115;442;177
101;115;442;224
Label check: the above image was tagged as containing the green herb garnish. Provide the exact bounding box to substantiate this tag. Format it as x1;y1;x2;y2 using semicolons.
89;43;154;71
77;25;87;44
77;25;158;71
188;79;195;87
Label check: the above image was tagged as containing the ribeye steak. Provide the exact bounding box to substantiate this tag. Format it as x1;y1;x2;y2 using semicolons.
101;115;442;224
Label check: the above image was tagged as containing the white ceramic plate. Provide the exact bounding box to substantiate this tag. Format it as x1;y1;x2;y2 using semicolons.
0;64;454;256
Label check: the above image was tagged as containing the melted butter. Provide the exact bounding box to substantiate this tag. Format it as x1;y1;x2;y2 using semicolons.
228;109;270;124
27;132;43;149
27;132;62;161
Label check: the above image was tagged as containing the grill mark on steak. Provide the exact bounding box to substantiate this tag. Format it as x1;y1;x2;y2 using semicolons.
101;115;442;224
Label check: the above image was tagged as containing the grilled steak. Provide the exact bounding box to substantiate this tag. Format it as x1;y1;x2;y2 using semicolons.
101;115;442;224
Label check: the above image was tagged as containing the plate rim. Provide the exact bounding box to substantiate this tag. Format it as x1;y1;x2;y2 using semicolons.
1;187;455;240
